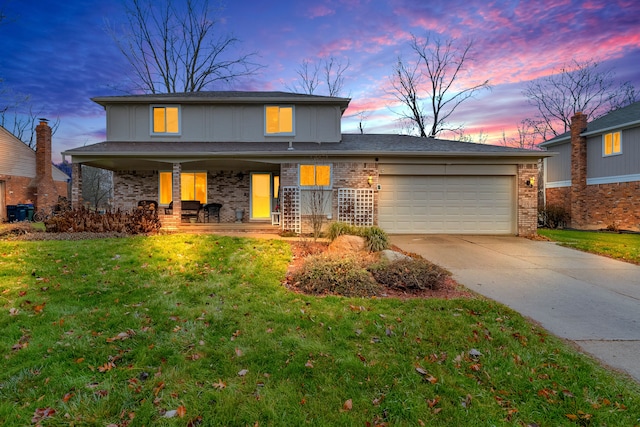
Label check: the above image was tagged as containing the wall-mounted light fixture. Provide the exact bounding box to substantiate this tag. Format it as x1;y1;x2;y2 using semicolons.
526;177;535;187
367;176;373;187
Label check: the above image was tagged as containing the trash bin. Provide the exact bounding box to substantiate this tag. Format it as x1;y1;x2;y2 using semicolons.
16;204;27;221
7;205;17;222
26;204;35;221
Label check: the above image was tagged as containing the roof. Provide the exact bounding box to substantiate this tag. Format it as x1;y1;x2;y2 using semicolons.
63;133;548;159
540;101;640;147
92;91;351;111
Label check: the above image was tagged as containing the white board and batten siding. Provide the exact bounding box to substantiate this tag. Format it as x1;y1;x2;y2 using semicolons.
377;164;517;235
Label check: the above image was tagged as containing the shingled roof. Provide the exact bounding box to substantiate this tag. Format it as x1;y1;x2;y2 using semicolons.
540;101;640;147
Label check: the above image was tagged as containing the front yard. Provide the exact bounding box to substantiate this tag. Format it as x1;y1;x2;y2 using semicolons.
1;233;639;426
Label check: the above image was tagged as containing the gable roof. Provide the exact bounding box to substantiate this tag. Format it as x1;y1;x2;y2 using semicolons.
540;101;640;147
92;91;351;111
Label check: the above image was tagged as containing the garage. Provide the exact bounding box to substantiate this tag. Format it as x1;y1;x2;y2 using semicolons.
378;175;515;234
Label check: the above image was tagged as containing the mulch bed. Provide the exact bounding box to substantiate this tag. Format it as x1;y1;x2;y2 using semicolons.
285;240;474;300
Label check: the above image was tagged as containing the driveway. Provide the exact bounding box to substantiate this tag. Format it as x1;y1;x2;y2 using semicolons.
390;234;640;383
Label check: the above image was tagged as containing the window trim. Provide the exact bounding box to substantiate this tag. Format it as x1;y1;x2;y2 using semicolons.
298;164;332;189
151;105;181;136
264;105;295;136
602;131;622;157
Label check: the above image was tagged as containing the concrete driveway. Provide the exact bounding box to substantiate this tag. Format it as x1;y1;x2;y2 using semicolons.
390;234;640;383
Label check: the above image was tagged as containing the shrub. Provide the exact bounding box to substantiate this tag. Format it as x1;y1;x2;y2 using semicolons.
327;222;390;252
292;254;381;297
538;205;570;229
44;207;161;234
362;226;389;252
370;258;451;291
327;222;359;241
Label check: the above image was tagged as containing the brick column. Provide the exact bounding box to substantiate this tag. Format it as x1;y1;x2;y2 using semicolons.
570;112;588;228
517;163;538;236
71;163;83;208
172;163;182;222
34;119;57;209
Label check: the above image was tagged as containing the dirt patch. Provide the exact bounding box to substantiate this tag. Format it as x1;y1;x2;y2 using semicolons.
285;240;473;300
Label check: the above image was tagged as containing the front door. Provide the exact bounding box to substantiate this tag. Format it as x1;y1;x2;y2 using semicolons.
250;173;272;220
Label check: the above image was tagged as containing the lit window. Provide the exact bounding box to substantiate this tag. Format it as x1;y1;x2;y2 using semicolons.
265;106;294;135
603;131;621;156
159;172;207;204
152;106;180;134
300;164;331;187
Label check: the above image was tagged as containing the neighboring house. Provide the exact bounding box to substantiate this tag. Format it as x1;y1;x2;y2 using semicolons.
540;101;640;231
62;91;548;235
0;122;70;221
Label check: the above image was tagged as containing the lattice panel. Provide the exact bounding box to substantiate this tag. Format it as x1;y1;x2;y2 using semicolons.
281;186;301;234
338;188;374;227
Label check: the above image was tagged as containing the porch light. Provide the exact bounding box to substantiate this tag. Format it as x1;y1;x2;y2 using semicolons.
367;176;373;187
526;177;535;187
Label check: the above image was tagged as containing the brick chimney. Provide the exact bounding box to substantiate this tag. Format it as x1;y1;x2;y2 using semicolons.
35;118;57;209
570;112;588;228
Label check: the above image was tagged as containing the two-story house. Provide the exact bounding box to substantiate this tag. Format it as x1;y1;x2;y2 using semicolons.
62;91;548;235
540;101;640;231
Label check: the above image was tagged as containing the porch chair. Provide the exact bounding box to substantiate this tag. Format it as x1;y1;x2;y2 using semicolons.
203;203;223;223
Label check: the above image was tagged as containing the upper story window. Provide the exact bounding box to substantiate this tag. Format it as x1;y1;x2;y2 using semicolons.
152;105;180;135
603;131;622;156
265;105;294;135
299;164;331;188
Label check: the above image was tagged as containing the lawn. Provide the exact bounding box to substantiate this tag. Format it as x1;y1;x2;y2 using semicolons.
538;229;640;265
1;233;639;426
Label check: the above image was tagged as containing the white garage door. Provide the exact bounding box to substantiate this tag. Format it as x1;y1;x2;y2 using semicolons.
378;175;515;234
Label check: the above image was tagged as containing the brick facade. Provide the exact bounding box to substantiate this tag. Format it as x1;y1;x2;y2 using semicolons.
544;112;640;231
517;163;539;236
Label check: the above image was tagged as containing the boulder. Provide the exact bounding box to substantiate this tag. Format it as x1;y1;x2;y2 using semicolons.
327;235;366;253
380;249;412;262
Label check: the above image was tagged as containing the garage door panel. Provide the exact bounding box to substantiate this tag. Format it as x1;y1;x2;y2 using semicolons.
379;175;514;234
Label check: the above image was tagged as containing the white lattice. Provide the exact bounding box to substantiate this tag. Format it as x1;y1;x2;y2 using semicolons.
281;186;301;234
338;188;374;227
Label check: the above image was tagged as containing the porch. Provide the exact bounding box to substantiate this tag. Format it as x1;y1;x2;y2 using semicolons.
160;217;282;234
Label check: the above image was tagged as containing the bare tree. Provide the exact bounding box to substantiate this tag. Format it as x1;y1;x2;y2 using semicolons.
0;88;60;148
500;119;543;150
286;56;350;96
523;59;637;138
82;166;113;209
109;0;263;93
390;33;490;138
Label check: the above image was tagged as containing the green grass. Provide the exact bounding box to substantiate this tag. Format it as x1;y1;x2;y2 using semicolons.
538;229;640;265
1;234;639;426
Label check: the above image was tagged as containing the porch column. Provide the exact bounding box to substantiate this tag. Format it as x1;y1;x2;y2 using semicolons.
71;163;83;208
172;163;182;221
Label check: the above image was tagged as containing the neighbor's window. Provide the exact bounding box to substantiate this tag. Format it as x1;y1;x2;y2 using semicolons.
265;105;294;135
603;131;621;156
299;164;331;188
152;106;180;134
158;171;207;204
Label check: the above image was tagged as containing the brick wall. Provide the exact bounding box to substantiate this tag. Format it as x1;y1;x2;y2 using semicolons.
517;163;539;236
583;182;640;230
545;187;571;214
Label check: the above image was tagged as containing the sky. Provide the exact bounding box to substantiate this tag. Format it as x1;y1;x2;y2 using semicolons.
1;0;639;163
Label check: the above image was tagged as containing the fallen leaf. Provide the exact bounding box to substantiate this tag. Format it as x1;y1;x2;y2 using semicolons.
176;405;187;418
305;360;314;368
343;399;353;411
212;379;226;390
164;410;177;418
235;348;243;357
153;382;166;396
98;361;116;372
238;369;249;376
62;392;74;402
32;407;56;423
9;308;19;316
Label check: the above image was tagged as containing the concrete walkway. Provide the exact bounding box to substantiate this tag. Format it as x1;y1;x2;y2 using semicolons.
390;234;640;383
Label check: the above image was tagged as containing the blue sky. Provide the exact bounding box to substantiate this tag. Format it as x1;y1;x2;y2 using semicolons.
1;0;639;162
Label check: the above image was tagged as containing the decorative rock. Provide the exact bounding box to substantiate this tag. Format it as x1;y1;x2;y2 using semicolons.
327;235;366;253
380;249;412;262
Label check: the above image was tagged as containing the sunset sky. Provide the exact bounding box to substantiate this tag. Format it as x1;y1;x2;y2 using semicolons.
1;0;639;162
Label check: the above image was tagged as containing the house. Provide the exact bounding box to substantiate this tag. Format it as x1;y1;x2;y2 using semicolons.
61;91;548;235
540;101;640;231
0;122;70;221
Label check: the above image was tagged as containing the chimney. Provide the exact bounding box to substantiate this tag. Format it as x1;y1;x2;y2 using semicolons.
35;118;57;209
570;112;588;228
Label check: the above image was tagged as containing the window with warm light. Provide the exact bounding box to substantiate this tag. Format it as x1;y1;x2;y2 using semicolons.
152;106;180;134
265;105;294;135
158;172;207;204
299;164;331;188
603;131;621;156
